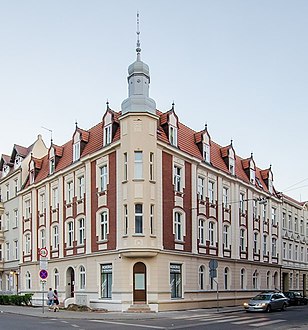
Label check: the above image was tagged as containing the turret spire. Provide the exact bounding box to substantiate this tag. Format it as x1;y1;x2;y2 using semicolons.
136;12;141;60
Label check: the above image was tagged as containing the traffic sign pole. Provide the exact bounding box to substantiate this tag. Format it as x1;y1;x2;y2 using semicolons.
42;280;45;314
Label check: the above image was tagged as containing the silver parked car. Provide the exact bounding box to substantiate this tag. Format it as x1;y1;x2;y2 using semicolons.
243;292;288;312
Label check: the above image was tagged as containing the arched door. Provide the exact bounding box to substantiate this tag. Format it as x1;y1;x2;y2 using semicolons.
66;267;75;298
133;262;146;303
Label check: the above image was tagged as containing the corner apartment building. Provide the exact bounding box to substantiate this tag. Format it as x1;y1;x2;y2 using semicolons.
1;39;307;312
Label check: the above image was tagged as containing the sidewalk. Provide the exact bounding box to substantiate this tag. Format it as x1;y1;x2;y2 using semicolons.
0;304;244;320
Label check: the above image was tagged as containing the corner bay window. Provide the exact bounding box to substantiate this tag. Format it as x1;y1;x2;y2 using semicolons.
170;264;182;298
101;264;112;298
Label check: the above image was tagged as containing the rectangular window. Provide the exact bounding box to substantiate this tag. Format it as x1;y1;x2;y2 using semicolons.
282;212;286;228
100;165;108;192
208;222;215;246
253;232;258;253
78;176;85;199
288;214;292;230
300;219;304;235
289;243;292;259
174;212;183;241
73;142;80;162
295;245;298;260
40;229;46;248
199;219;205;245
271;208;277;226
104;124;112;146
100;212;108;240
25;234;31;254
6;184;9;201
208;181;215;204
101;264;112;298
263;235;267;255
5;242;10;261
239;193;245;213
78;218;85;245
223;225;229;248
240;229;245;252
170;264;182;298
262;204;267;222
52;187;58;209
14;179;18;196
150;204;154;235
124;205;128;236
67;222;74;247
135;204;143;234
149;152;154;181
271;238;277;257
13;209;18;228
134;151;143;179
283;242;286;259
5;213;9;231
53;226;59;249
253;199;257;219
124;153;128;181
39;193;45;214
0;244;2;261
169;126;177;146
25;200;31;219
197;177;204;200
50;158;55;174
67;181;73;203
222;187;228;207
173;166;182;192
203;143;210;163
295;217;298;232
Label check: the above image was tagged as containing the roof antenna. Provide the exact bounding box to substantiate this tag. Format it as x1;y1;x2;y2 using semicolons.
41;126;53;144
136;11;141;60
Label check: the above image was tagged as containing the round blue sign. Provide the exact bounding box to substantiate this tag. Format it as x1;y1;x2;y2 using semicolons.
39;269;48;280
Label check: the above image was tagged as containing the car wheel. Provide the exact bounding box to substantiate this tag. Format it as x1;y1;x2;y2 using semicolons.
266;305;271;313
281;303;287;311
297;300;301;306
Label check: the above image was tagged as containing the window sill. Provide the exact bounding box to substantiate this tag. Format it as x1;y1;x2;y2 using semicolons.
97;239;108;244
132;234;145;237
132;179;145;182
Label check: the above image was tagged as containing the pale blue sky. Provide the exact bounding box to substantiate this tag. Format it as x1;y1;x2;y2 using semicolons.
0;0;307;201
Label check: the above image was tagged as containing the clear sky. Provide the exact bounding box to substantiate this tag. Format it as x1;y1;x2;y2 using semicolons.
0;0;307;201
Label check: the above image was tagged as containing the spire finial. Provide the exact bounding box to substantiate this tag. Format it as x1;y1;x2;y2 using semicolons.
230;139;233;146
106;99;110;110
75;120;78;129
136;11;141;59
171;101;175;110
204;122;208;131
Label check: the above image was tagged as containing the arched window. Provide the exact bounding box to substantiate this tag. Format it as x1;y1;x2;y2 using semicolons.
199;265;205;290
25;271;31;290
54;268;59;290
252;270;259;289
224;267;230;290
240;268;246;290
79;266;86;290
273;271;278;289
266;271;271;289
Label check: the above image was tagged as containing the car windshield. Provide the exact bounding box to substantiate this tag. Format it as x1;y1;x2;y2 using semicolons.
252;294;271;301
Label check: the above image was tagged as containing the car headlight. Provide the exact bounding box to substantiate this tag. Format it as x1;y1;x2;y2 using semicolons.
243;303;248;306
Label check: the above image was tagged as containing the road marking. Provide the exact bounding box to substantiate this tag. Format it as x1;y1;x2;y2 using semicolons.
90;320;165;329
232;317;268;324
250;319;286;327
71;325;80;328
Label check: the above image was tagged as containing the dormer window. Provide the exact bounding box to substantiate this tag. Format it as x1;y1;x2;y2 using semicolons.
203;143;210;163
104;124;112;146
14;155;23;169
229;158;235;175
50;158;55;175
268;172;273;194
169;125;177;147
29;170;35;184
73;141;80;162
2;165;9;177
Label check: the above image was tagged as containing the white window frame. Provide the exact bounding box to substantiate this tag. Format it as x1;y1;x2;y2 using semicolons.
174;165;182;192
100;211;108;241
104;124;112;146
169;125;178;146
197;177;204;200
100;165;108;192
198;218;205;245
78;218;85;245
134;151;143;179
174;212;183;241
73;141;80;162
78;176;85;200
67;221;74;247
208;181;215;204
67;181;74;204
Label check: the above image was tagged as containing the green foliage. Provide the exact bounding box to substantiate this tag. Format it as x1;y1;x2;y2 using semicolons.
0;294;33;306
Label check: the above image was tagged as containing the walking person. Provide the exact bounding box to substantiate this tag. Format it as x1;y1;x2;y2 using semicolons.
53;289;59;312
47;288;54;311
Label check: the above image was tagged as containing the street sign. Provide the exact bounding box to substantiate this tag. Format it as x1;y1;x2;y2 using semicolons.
39;269;48;280
209;259;218;270
40;259;48;270
39;247;48;258
209;269;217;278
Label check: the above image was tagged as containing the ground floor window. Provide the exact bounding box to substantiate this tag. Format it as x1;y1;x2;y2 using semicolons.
170;264;182;298
101;264;112;298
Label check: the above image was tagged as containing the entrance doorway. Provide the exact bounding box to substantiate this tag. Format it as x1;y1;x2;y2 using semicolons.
66;267;75;298
133;262;146;303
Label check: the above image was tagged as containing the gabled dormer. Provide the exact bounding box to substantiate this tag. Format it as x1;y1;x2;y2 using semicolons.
102;104;120;147
72;125;90;162
160;104;179;147
195;124;211;163
0;154;13;178
220;141;236;175
260;166;274;194
28;156;42;184
49;143;63;175
242;153;256;184
11;144;29;170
